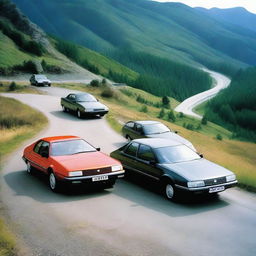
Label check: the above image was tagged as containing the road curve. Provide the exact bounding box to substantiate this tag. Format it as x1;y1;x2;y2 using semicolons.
1;87;256;256
175;69;231;119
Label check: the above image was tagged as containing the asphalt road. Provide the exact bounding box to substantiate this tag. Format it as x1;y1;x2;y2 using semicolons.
1;87;256;256
175;69;231;119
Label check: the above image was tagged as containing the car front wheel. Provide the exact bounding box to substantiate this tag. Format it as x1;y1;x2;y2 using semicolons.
77;109;82;118
26;161;33;174
49;172;61;192
164;182;177;201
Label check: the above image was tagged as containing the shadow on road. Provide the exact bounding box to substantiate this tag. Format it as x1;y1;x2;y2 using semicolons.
50;110;103;121
4;170;111;203
113;175;230;217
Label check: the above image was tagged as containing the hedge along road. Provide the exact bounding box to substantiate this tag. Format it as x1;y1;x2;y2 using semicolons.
0;87;256;256
175;69;231;119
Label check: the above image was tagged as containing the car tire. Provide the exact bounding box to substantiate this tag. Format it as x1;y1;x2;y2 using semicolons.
103;181;115;189
26;161;33;174
77;109;82;118
49;171;61;193
48;84;51;87
163;182;177;201
126;135;132;142
62;105;67;112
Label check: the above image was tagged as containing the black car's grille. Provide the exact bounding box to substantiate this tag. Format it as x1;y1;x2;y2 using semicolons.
93;108;105;111
204;176;226;186
82;166;111;176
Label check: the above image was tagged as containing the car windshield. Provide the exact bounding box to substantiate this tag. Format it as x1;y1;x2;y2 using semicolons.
51;139;96;156
143;123;170;135
76;94;97;102
35;75;47;79
155;145;201;164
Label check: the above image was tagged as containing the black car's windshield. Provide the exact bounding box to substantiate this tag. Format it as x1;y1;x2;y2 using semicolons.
51;139;96;156
76;94;97;102
155;145;201;164
143;123;170;135
35;75;47;79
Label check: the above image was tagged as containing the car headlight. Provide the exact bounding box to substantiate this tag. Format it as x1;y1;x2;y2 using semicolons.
68;171;83;177
84;108;93;112
111;165;122;172
226;174;236;182
187;180;205;188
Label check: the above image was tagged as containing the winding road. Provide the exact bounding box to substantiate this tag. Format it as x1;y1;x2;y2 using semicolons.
0;84;256;256
175;69;231;118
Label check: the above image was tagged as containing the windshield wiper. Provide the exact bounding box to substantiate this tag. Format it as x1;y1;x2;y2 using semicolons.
71;151;88;155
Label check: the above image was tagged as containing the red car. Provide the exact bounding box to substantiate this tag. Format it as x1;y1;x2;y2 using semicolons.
22;135;124;192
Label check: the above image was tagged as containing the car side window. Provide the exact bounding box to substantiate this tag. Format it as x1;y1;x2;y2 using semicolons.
39;141;50;156
67;94;75;100
124;142;139;157
34;141;43;154
135;124;143;133
137;144;155;162
125;122;134;129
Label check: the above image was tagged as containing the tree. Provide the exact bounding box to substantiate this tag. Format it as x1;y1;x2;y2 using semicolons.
162;96;170;108
201;115;208;125
168;110;176;122
158;108;165;119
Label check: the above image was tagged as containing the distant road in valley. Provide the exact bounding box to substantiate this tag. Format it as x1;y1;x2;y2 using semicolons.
175;69;231;118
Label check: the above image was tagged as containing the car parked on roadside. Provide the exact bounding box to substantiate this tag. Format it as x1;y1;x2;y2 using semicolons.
30;74;51;86
61;93;109;118
110;138;237;201
23;135;124;192
122;120;196;151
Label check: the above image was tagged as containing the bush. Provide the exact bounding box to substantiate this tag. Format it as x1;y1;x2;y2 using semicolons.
179;112;185;118
216;134;223;140
8;82;17;91
162;96;170;108
90;79;100;87
101;87;115;98
201;115;208;125
14;60;37;73
140;105;148;113
158;108;165;119
167;110;176;122
185;123;194;130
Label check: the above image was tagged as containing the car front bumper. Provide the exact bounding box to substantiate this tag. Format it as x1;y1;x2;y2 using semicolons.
60;170;125;184
175;180;238;194
84;110;109;116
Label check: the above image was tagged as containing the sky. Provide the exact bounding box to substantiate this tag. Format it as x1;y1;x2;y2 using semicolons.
153;0;256;14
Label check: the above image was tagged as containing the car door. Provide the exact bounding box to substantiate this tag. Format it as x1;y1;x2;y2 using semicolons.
29;140;50;174
132;124;144;139
135;144;162;181
66;94;76;111
123;121;135;138
120;142;139;172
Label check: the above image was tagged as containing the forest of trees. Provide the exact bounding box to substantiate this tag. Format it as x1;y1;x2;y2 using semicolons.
204;67;256;142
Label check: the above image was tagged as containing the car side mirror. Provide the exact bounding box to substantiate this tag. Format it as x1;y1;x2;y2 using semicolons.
174;131;178;134
96;147;101;151
199;153;203;158
41;152;49;158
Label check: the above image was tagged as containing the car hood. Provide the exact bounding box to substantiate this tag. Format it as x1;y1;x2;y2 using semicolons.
52;151;119;171
161;158;233;181
79;102;108;110
148;132;193;147
36;79;51;82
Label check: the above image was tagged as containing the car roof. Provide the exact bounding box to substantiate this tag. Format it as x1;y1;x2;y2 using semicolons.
129;120;160;125
71;92;91;96
42;135;81;143
132;138;181;148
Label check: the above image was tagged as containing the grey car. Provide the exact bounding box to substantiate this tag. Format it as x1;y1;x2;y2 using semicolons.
110;138;237;201
30;74;51;86
61;93;109;118
122;120;196;151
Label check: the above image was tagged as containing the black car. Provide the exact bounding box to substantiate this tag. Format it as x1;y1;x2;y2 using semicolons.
30;74;51;86
122;120;196;151
110;138;237;201
61;93;109;118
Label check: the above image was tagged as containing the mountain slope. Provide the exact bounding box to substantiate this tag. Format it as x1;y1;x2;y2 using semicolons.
11;0;256;72
197;7;256;33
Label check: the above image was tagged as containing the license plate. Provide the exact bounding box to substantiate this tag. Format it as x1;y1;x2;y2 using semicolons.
209;186;225;193
92;175;108;182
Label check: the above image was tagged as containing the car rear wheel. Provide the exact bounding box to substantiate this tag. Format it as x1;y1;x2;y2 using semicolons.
48;84;51;87
49;172;61;193
126;135;132;142
62;105;67;112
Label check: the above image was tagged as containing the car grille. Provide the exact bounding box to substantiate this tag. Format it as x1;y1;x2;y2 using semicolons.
82;166;111;176
93;108;105;111
204;176;226;186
